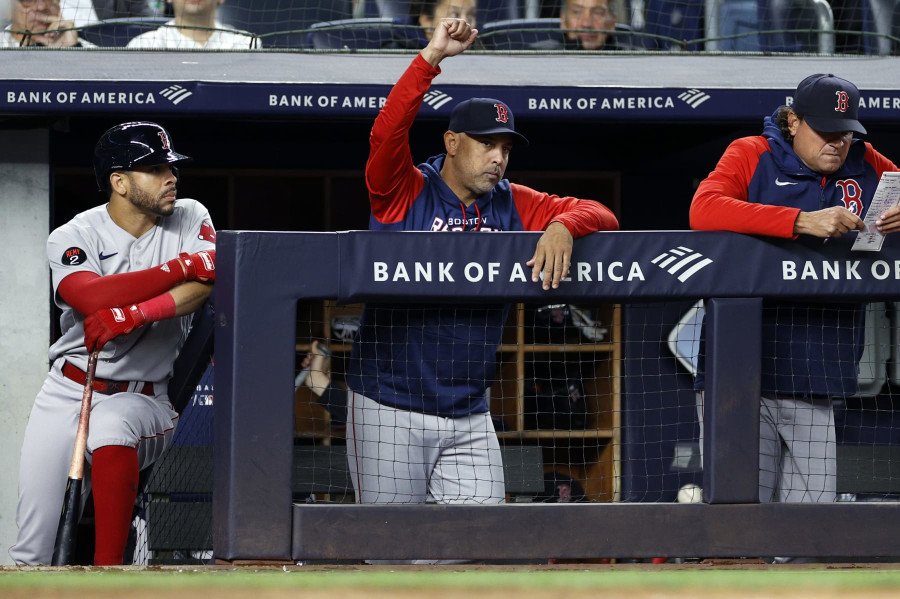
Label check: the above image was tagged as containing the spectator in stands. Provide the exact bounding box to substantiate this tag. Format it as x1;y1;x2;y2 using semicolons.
384;0;477;49
691;74;900;509
1;0;95;46
126;0;258;49
415;0;476;40
559;0;617;50
60;0;158;28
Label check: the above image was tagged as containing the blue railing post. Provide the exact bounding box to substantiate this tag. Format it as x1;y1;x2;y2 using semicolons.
703;297;762;503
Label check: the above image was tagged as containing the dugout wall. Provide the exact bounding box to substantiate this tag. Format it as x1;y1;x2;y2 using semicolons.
216;229;900;562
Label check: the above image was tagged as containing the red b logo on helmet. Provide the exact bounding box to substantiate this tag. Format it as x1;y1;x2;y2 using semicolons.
494;103;509;124
158;130;171;150
835;90;849;113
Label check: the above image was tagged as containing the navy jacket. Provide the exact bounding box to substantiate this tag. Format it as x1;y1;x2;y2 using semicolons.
346;54;618;417
691;108;898;396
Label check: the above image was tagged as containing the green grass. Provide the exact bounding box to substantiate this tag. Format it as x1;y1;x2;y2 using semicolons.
2;568;900;591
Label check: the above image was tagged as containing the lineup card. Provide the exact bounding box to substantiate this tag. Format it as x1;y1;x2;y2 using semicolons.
852;171;900;251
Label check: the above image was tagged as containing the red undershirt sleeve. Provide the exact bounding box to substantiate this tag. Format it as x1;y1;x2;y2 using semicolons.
690;137;800;238
365;54;435;224
58;261;186;316
863;142;900;177
136;292;177;322
510;183;619;238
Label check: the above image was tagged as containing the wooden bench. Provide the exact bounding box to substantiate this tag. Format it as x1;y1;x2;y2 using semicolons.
144;444;544;553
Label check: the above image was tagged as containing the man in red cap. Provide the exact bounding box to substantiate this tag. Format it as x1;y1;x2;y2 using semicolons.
690;74;900;513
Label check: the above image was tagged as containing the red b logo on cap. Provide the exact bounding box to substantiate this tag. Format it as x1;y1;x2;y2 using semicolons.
835;90;849;113
494;103;509;124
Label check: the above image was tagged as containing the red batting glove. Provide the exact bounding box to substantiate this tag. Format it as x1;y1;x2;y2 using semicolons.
84;304;147;352
179;250;216;282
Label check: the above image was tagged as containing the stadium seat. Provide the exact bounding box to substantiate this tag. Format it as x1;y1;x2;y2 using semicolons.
642;0;704;50
480;0;523;23
479;17;561;49
306;17;424;50
861;0;900;54
78;17;169;47
217;0;353;48
479;17;640;50
715;0;762;51
756;0;835;53
364;0;517;28
366;0;410;18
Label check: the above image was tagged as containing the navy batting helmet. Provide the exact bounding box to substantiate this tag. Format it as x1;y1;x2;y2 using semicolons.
93;121;191;192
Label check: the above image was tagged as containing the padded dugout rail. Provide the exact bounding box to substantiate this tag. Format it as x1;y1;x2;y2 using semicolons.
215;230;900;561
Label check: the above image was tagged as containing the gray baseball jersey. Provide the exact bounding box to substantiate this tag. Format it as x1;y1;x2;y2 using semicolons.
47;198;214;382
9;198;215;565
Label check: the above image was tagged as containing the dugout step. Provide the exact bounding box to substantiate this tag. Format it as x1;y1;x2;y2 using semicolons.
143;444;544;557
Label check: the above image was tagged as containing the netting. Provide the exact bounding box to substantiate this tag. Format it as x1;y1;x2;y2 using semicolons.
2;0;898;54
129;297;900;564
292;301;621;506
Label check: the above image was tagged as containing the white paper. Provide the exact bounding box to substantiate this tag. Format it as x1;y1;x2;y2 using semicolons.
852;171;900;251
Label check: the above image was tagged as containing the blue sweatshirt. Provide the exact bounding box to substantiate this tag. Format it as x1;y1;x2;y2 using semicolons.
346;54;618;417
691;107;898;396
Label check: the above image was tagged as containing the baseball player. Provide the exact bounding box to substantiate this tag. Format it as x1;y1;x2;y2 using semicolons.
9;121;216;566
344;17;618;559
691;74;900;505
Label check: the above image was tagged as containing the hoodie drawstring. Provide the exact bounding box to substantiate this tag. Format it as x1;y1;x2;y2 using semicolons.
459;202;481;231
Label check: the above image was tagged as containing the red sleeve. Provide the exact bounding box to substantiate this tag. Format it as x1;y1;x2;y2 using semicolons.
510;183;619;238
365;54;436;224
863;142;900;177
690;136;800;238
57;263;185;316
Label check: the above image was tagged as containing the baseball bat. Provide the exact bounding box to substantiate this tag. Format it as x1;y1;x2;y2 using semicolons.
51;349;99;566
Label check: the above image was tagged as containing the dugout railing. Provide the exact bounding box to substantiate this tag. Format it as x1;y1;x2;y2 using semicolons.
215;229;900;562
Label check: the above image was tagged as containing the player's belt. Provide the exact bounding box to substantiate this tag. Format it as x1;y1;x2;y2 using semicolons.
62;361;155;396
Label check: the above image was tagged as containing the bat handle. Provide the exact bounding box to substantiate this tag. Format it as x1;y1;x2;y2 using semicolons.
67;349;98;480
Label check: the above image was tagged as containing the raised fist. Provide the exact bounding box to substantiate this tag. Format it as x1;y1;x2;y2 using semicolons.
179;250;216;282
84;305;147;352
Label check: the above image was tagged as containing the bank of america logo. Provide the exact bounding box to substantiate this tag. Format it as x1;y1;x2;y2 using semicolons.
677;89;711;109
652;247;713;282
160;85;193;105
423;89;453;110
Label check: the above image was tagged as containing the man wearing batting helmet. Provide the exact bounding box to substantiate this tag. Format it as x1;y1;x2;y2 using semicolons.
691;75;900;509
9;122;216;565
344;17;618;563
